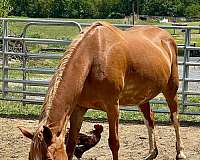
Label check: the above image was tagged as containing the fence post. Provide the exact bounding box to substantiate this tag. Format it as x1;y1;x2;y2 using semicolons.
181;28;191;112
2;20;9;98
22;35;27;106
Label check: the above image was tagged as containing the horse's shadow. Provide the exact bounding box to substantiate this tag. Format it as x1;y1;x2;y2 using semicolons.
0;113;200;127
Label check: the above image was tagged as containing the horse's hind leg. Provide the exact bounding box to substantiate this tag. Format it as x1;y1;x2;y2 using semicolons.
107;102;120;160
140;102;158;160
66;105;87;160
163;78;186;159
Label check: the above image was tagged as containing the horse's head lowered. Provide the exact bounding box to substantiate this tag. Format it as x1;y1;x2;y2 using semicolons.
19;126;68;160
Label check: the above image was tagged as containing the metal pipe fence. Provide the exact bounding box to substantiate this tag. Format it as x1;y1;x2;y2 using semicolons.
0;18;200;114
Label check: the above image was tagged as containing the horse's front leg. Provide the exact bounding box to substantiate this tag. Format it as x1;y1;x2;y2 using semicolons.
66;105;87;160
140;102;158;160
107;102;120;160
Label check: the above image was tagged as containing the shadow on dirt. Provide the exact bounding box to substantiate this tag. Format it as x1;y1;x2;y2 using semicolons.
84;117;200;127
0;113;39;120
1;113;200;127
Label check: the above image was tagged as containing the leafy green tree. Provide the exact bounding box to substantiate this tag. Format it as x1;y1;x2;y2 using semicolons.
9;0;29;16
142;0;184;16
79;0;97;18
64;0;81;18
26;0;39;17
37;0;53;18
0;0;13;17
185;3;200;17
6;0;200;18
51;0;66;17
93;0;121;18
61;0;97;18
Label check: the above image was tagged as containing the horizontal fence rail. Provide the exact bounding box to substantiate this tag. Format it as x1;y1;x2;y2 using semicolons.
0;18;200;115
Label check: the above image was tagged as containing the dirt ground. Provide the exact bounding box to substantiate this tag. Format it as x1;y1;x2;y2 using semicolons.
0;117;200;160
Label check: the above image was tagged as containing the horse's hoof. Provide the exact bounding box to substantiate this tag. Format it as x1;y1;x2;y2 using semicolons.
176;151;186;159
144;147;158;160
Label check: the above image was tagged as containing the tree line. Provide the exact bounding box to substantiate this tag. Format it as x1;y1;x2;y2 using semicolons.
1;0;200;18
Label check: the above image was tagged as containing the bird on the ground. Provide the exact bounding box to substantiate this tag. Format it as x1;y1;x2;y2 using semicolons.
66;124;103;159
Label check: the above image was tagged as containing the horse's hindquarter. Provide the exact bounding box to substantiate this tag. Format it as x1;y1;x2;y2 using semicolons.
119;27;175;105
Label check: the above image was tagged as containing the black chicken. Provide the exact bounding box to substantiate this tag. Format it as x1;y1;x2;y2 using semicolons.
66;124;103;159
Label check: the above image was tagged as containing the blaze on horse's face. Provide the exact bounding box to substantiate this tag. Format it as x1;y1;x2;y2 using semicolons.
19;126;68;160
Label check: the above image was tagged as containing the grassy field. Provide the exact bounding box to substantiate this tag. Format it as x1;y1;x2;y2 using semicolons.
3;17;200;44
0;99;200;123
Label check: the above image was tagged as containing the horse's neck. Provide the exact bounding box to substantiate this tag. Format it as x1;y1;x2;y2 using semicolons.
40;44;93;135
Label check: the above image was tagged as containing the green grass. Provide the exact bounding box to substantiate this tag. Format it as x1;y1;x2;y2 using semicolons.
5;18;125;40
1;100;200;124
0;100;41;117
3;17;200;43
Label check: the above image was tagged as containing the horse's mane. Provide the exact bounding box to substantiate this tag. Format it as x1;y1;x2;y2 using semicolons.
40;22;111;122
31;131;48;159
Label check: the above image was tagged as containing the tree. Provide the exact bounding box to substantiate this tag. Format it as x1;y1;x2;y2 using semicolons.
6;0;200;18
93;0;121;18
142;0;185;17
9;0;29;17
26;0;39;17
185;3;200;17
0;0;13;17
37;0;53;18
51;0;63;17
79;0;97;18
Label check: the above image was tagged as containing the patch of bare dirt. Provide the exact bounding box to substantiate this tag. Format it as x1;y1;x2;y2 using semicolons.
0;117;200;160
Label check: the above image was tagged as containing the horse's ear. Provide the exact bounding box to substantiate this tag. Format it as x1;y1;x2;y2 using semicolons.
43;126;53;146
18;127;34;140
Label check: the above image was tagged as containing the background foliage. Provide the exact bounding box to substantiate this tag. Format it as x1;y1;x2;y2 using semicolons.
1;0;199;18
0;0;13;17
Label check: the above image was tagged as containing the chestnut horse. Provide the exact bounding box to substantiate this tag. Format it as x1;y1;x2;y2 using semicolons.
19;22;186;160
